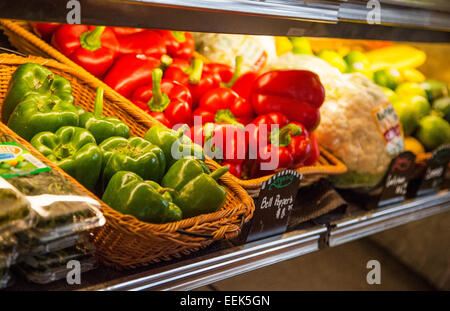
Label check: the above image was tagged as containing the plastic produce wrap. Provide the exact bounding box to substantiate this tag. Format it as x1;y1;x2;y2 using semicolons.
17;232;85;256
193;33;277;73
8;171;105;243
0;233;18;268
17;244;97;284
271;53;404;189
0;177;35;236
0;267;12;289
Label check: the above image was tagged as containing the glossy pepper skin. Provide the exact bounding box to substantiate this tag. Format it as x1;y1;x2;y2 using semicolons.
193;87;254;126
116;30;166;59
144;125;205;168
164;58;221;107
131;68;192;128
8;94;79;141
102;171;182;224
155;30;195;60
250;70;325;131
231;71;259;102
110;27;145;37
99;136;166;183
205;55;244;87
51;25;119;78
161;156;211;191
250;118;310;177
303;132;320;167
103;53;161;98
30;22;60;42
30;126;103;191
189;123;248;166
2;63;74;124
162;159;228;218
79;87;130;144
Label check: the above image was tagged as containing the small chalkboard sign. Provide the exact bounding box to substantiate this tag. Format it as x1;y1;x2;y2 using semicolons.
417;144;450;197
378;151;416;207
245;170;302;243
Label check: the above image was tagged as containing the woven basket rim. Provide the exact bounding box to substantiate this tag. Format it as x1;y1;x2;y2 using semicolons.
0;52;254;236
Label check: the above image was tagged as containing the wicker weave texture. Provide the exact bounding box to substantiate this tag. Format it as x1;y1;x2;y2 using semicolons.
0;53;255;269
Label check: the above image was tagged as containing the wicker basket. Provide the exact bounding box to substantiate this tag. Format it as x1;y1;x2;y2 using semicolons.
0;19;348;198
0;53;254;269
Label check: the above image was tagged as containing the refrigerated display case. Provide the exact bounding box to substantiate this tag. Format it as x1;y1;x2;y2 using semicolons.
0;0;449;291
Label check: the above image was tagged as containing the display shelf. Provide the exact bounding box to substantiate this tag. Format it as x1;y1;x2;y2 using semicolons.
327;190;450;247
5;191;448;291
0;1;449;42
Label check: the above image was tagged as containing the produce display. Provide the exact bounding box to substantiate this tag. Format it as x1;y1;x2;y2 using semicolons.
28;23;325;180
2;62;229;224
0;20;446;287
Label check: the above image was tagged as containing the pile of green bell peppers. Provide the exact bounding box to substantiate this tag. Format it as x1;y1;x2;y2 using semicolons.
3;63;229;224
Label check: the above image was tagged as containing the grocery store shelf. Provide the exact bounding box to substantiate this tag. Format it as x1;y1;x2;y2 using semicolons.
327;190;450;247
82;226;327;291
0;1;449;42
73;191;450;291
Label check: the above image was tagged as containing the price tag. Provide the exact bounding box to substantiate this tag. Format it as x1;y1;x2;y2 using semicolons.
378;151;416;207
417;144;450;197
245;170;302;243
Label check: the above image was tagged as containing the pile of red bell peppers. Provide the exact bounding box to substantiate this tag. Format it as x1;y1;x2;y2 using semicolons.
32;23;325;179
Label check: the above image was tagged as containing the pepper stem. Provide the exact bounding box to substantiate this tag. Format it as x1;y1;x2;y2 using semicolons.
270;123;302;147
209;165;229;180
171;31;186;43
175;124;189;138
94;87;104;119
184;58;203;85
39;75;54;92
214;109;245;130
224;55;243;88
147;68;171;112
159;54;173;71
80;26;106;51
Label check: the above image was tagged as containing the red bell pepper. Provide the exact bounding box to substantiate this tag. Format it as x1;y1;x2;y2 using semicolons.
222;161;242;178
303;132;320;166
193;87;254;127
204;55;244;87
164;58;221;107
51;25;119;78
189;123;247;167
232;71;260;102
250;70;325;131
103;53;161;98
116;30;166;59
110;27;145;37
30;22;60;42
155;30;195;60
248;112;312;177
131;68;192;128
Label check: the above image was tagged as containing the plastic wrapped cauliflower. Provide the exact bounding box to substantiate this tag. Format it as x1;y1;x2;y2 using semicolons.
271;53;405;189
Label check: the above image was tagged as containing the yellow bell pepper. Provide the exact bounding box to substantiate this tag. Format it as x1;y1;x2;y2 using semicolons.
366;45;426;71
275;37;293;56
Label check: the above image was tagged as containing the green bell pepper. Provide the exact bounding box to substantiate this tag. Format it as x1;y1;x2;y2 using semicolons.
30;126;103;191
2;63;74;124
102;171;182;223
7;94;79;141
144;125;205;168
99;136;166;183
79;87;130;144
162;158;228;218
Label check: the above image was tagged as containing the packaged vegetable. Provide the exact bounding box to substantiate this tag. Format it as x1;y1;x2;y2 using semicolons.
17;232;85;256
193;33;277;73
0;233;18;268
0;177;35;236
0;267;12;289
8;171;105;243
17;244;97;284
